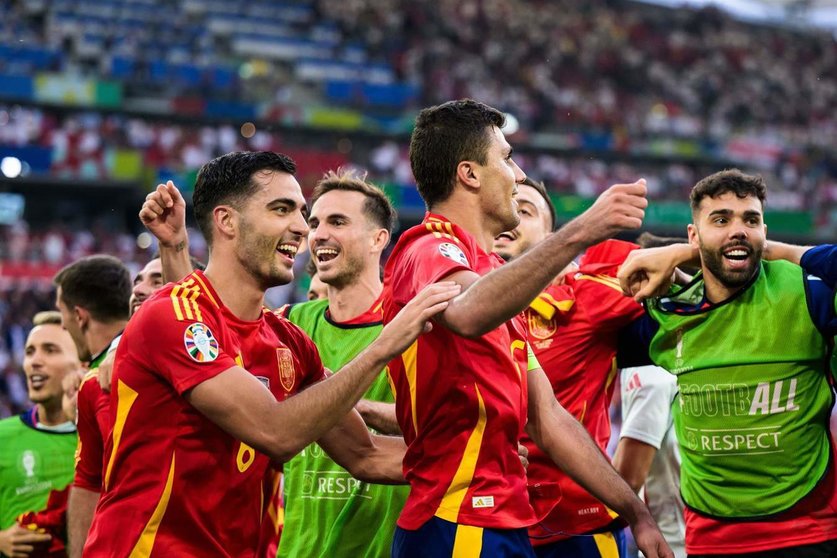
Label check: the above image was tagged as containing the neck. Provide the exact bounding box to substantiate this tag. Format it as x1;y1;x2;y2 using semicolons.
37;401;67;427
86;321;127;359
326;269;382;323
431;193;498;253
204;261;266;321
701;268;751;304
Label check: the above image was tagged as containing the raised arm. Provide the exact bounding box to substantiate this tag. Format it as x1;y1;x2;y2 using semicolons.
356;399;401;435
139;181;194;282
525;367;673;558
439;181;648;337
187;282;458;463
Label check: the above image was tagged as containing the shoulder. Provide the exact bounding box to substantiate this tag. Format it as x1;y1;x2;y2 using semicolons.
283;299;329;323
0;415;21;436
134;277;222;330
265;309;317;350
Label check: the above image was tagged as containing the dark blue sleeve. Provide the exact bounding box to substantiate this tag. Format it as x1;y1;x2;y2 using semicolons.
804;274;837;336
616;313;658;368
800;245;837;288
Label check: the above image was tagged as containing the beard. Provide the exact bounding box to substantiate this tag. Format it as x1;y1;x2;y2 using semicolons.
318;250;365;289
237;218;293;290
700;239;762;289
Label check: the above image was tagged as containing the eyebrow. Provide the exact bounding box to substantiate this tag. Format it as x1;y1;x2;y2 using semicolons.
708;208;762;218
26;342;60;351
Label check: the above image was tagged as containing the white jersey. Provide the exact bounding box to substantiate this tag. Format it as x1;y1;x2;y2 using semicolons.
620;365;685;558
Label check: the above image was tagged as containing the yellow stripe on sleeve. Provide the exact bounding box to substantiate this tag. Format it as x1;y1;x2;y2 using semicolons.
401;340;419;433
104;379;139;489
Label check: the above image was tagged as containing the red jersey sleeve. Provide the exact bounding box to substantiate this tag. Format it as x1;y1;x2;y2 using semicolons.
73;373;109;491
129;296;238;395
390;234;473;306
577;239;644;331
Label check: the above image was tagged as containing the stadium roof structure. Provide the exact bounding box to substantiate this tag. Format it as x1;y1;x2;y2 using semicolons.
640;0;837;32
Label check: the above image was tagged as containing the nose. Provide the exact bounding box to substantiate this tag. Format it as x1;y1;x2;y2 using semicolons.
308;222;327;246
133;280;151;299
512;160;526;183
292;210;309;238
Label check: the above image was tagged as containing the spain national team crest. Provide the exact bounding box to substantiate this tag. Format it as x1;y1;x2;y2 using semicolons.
438;242;469;266
183;323;219;362
276;347;296;392
527;312;557;340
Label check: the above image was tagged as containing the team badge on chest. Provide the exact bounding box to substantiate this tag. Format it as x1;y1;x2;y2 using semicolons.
527;312;557;340
276;347;296;392
184;323;219;362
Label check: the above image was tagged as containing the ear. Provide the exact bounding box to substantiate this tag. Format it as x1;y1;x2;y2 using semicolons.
687;223;699;249
370;228;391;254
74;306;90;331
213;206;237;241
455;161;480;191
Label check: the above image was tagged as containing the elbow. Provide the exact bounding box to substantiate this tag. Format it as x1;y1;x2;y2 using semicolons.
258;429;307;465
445;312;490;339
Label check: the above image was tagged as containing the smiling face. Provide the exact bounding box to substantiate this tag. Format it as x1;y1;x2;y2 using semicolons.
307;189;387;289
688;191;766;299
494;183;553;261
475;126;527;236
23;323;81;406
233;170;309;290
130;258;164;316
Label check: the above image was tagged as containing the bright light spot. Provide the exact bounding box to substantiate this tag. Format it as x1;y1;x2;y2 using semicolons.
502;113;520;135
136;232;153;249
1;157;22;178
240;122;256;138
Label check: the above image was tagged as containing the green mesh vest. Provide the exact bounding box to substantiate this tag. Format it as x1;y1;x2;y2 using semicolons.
646;260;833;519
279;299;408;558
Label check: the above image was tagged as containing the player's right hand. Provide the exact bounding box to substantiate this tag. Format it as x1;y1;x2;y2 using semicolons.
139;180;188;248
618;243;694;302
578;179;648;245
378;282;461;357
0;523;52;558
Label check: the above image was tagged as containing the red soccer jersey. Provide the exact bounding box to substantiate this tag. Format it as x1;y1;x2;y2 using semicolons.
523;240;643;545
83;271;325;557
73;371;111;491
383;213;534;530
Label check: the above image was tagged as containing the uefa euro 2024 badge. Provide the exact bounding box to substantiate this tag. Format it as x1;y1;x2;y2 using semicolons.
184;322;220;362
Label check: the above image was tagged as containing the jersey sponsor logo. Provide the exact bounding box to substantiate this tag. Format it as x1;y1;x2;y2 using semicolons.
277;348;296;392
438;242;469;266
472;495;495;508
183;323;219;362
679;380;800;418
527;312;556;340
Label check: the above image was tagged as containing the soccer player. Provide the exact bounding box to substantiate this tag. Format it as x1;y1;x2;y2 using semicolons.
0;311;80;558
277;170;407;557
494;177;645;557
618;169;837;556
53;255;131;558
383;99;671;557
82;151;458;556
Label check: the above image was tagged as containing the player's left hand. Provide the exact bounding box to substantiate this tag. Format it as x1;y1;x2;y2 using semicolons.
631;514;674;558
61;369;85;424
517;443;529;471
97;349;115;393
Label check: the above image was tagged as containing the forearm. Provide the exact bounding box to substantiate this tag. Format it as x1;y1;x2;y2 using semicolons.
446;221;589;336
158;238;193;282
356;400;401;435
68;486;100;558
260;344;394;462
349;435;407;484
612;438;657;493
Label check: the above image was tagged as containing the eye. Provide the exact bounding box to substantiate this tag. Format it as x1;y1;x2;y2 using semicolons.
713;217;728;225
274;206;290;215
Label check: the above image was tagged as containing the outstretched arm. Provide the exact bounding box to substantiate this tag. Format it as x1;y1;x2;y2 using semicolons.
187;282;459;463
356;400;401;435
438;181;649;337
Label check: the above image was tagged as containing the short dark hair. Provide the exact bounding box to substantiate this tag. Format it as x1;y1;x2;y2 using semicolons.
409;99;506;209
192;151;297;245
311;169;395;234
636;232;688;249
521;177;556;231
690;169;767;214
54;255;131;322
